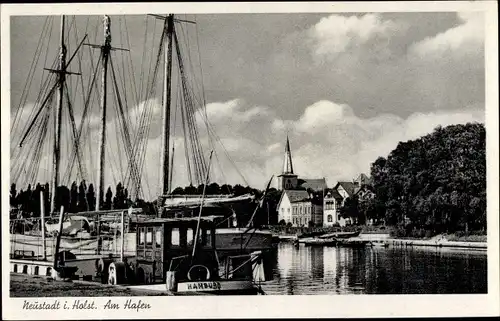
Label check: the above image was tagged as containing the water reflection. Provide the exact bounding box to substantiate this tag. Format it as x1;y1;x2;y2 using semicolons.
261;243;487;295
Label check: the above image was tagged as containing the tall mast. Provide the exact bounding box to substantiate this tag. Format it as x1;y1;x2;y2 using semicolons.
50;15;67;214
160;14;174;196
95;15;112;211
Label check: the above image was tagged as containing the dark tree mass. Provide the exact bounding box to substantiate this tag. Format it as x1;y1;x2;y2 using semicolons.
368;123;486;235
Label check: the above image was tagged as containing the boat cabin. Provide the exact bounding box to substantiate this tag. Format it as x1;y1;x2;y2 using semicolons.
133;216;221;284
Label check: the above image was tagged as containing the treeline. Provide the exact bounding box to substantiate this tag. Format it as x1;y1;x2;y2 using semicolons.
10;180;283;224
10;181;141;216
170;183;258;196
340;123;486;237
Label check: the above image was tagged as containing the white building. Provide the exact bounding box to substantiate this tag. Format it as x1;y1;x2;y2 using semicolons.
277;190;323;226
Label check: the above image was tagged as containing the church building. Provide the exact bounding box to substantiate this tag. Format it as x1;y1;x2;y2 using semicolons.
276;136;326;226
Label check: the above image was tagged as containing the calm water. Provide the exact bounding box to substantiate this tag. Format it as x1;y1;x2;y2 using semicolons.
260;243;487;295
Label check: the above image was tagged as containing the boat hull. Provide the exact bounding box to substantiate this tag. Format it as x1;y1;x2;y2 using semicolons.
175;280;260;295
215;228;274;252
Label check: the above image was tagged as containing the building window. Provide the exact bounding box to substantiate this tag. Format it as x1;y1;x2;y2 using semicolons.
139;227;145;245
155;229;162;247
327;215;333;222
146;228;153;246
300;207;303;214
287;208;290;213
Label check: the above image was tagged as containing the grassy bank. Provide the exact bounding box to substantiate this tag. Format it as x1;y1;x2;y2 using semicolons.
10;273;168;297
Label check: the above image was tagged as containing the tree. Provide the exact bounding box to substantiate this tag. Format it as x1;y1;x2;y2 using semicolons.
55;185;70;213
113;182;126;210
69;181;78;213
184;185;197;195
369;122;486;236
206;182;220;195
104;187;113;210
10;183;17;207
233;184;249;196
340;195;363;225
171;187;185;195
77;181;88;212
86;183;96;211
43;183;50;215
220;184;233;194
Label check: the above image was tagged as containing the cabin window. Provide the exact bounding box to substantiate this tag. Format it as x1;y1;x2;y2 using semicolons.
328;215;333;222
206;229;212;246
155;229;162;247
171;228;180;246
139;228;145;245
146;228;153;246
187;228;194;246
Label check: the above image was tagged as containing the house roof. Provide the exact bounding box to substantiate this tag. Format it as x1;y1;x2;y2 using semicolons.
336;181;358;196
299;178;327;191
283;189;310;203
356;173;372;185
324;189;342;199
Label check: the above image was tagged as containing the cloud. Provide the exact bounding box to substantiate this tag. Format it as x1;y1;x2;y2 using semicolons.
198;99;271;124
274;100;484;186
309;14;401;61
295;100;353;132
409;12;484;59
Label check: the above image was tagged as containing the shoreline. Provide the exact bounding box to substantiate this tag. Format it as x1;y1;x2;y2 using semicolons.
275;234;487;250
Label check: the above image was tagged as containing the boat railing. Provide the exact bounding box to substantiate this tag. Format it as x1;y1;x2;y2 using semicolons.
223;253;254;280
168;254;189;272
164;194;234;200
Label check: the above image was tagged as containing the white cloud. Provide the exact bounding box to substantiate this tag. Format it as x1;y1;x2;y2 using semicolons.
310;14;399;58
409;12;484;58
265;100;485;184
198;99;271;124
295;100;353;132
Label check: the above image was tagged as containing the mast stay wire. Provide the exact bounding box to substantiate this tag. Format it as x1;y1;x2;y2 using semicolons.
12;16;52;133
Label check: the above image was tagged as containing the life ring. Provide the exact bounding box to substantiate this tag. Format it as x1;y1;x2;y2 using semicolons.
187;265;211;281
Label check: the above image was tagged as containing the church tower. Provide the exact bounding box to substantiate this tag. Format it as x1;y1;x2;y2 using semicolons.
277;135;298;190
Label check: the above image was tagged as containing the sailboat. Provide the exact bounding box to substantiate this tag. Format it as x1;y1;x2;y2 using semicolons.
10;13;274;266
150;13;274;255
9;14;147;261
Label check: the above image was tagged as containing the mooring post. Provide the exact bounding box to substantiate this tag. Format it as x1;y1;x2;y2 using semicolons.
40;191;46;260
53;206;65;270
120;210;125;262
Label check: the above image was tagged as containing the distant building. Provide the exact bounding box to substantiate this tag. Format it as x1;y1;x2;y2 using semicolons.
276;136;299;190
323;189;346;227
276;136;326;192
276;136;325;226
324;173;373;227
277;189;323;226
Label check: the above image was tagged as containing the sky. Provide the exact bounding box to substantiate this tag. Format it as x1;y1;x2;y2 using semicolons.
10;12;485;201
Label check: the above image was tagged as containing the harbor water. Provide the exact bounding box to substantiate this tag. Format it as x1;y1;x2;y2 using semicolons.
260;243;487;295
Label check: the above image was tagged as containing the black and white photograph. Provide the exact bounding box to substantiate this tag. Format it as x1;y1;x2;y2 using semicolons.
1;1;499;319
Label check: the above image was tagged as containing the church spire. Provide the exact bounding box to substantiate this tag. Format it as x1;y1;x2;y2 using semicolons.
282;135;294;174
